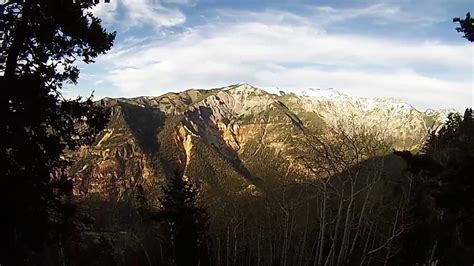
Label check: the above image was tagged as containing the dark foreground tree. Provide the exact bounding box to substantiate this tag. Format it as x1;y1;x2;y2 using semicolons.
159;172;208;266
425;109;474;264
454;12;474;42
396;109;474;264
0;0;115;264
396;13;474;264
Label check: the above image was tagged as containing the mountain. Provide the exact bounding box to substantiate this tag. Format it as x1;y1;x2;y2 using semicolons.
69;83;451;200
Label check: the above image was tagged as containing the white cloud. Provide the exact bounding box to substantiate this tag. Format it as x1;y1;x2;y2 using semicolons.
90;0;185;29
311;3;442;25
162;0;195;5
122;0;185;28
105;22;470;70
89;0;118;25
88;9;472;111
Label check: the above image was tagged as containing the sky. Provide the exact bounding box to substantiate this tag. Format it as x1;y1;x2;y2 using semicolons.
65;0;473;111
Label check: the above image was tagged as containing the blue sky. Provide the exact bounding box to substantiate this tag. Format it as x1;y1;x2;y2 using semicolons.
65;0;473;111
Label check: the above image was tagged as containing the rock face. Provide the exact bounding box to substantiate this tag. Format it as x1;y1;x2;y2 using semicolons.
69;83;451;200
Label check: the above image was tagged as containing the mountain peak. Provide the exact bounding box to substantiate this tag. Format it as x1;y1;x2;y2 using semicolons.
301;88;346;99
231;82;258;90
225;83;268;96
236;82;254;87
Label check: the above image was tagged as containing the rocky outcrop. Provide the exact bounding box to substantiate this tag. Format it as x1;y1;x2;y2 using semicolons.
69;83;451;199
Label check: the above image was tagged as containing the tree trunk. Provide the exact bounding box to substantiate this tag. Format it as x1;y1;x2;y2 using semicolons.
336;177;357;265
316;188;327;266
4;2;31;79
324;184;345;266
349;184;372;260
298;203;310;266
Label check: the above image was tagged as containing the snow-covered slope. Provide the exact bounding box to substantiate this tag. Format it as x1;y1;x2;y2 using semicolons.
70;83;453;199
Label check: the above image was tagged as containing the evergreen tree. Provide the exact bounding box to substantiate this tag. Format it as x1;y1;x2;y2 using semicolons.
398;109;474;264
0;0;115;264
159;172;208;266
398;11;474;262
454;12;474;42
432;109;474;264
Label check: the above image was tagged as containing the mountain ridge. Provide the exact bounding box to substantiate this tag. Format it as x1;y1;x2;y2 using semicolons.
69;83;453;200
109;83;455;116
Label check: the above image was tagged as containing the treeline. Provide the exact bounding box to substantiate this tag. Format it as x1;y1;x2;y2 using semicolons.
62;110;473;266
202;123;408;266
68;110;473;266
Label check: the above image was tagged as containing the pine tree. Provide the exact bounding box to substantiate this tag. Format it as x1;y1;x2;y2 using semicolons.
0;0;115;264
454;12;474;42
401;109;474;264
159;172;208;266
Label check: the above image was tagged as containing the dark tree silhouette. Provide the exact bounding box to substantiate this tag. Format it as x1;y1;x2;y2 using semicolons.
395;14;474;264
454;12;474;42
424;109;474;264
159;172;208;266
396;109;474;264
0;0;115;264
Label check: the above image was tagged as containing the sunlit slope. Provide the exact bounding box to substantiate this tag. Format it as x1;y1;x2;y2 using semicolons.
69;83;449;199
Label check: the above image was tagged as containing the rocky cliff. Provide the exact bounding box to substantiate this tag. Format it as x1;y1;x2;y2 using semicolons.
69;83;450;200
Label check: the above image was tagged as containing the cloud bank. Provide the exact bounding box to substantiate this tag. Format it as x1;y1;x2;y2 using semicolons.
82;1;473;111
90;0;186;29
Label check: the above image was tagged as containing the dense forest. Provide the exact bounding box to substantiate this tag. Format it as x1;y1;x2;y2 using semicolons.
1;1;473;265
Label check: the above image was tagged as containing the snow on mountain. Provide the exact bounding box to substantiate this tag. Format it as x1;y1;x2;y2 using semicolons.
72;83;454;199
105;83;452;152
216;83;450;150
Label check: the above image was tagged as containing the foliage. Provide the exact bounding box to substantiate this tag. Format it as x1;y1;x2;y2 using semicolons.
453;12;474;42
397;109;474;264
159;173;209;266
0;0;115;264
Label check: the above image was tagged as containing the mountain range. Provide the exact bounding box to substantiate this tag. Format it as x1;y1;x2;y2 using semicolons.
69;83;452;200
